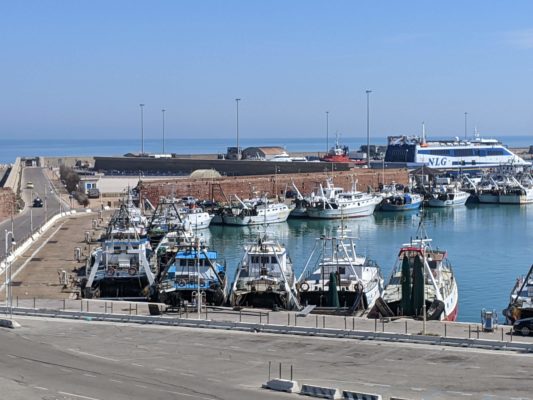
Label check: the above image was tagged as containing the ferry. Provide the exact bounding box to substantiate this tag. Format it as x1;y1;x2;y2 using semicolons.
384;134;529;170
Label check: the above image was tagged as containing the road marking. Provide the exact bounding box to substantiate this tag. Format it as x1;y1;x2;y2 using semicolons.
447;391;473;396
207;378;222;383
83;373;96;378
364;383;390;388
411;387;426;391
109;379;123;383
158;389;214;399
180;372;195;377
131;363;144;367
135;384;148;389
33;386;49;391
67;348;119;362
58;392;101;400
155;368;167;372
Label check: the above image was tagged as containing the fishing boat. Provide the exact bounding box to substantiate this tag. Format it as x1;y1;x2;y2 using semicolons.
380;192;423;211
230;234;301;310
82;203;155;299
179;205;214;229
306;178;379;219
297;229;384;315
222;195;291;225
427;184;470;207
147;198;186;247
150;237;228;307
498;177;533;204
288;180;309;218
503;264;533;324
368;221;458;321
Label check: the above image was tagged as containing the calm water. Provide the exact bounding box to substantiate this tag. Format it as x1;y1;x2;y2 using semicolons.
1;135;532;164
206;204;533;323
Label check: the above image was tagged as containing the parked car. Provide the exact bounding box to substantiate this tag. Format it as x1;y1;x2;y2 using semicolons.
87;188;100;198
33;197;43;207
513;317;533;336
26;181;34;189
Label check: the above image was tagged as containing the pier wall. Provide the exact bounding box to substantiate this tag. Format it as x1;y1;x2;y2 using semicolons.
139;169;409;204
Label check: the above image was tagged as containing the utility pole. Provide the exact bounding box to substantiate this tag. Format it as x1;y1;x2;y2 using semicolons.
140;103;145;155
366;90;372;167
235;98;241;160
162;108;166;153
326;111;329;153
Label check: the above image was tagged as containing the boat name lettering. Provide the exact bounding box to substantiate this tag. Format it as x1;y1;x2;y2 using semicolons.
428;157;448;166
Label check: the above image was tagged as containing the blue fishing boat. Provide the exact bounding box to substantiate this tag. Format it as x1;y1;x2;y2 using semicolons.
380;192;423;212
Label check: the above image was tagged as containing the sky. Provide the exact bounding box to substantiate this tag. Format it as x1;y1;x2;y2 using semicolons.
2;1;533;142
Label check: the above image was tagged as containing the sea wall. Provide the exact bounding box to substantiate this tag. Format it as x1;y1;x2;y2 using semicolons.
0;188;16;220
139;168;409;204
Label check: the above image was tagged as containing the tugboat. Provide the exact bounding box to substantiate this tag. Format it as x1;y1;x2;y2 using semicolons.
150;237;228;307
320;136;350;163
368;218;459;321
297;227;384;315
503;264;533;324
230;234;301;310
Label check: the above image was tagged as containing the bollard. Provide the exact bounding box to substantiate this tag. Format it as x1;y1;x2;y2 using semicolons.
405;320;408;334
279;362;282;379
444;323;447;337
179;307;182;318
268;361;271;381
290;365;293;381
239;310;242;322
16;296;19;307
323;315;325;328
111;302;113;313
105;302;107;313
288;313;290;326
316;315;318;328
477;326;480;339
33;297;36;309
87;301;89;312
129;304;132;315
468;325;471;339
352;317;355;331
295;315;298;327
135;304;138;315
63;299;66;310
510;328;513;342
382;319;385;332
267;312;270;325
260;313;262;324
501;327;504;341
374;318;377;332
80;300;83;312
205;307;208;320
344;316;347;330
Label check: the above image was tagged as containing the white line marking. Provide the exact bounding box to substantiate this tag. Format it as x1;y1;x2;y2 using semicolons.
135;384;148;389
155;368;167;372
447;391;473;396
180;372;195;377
411;387;426;391
207;378;222;383
7;354;16;359
131;363;144;367
58;392;101;400
33;386;49;391
68;349;119;362
109;379;123;383
158;389;213;399
83;373;96;378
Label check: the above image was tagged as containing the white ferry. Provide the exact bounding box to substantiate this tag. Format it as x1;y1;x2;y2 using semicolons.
384;134;529;170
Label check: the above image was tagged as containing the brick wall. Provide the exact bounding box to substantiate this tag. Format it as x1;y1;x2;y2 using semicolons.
0;188;16;220
140;168;409;205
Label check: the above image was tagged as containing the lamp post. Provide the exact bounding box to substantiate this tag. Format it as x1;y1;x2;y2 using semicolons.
464;112;468;139
162;108;166;154
326;111;329;153
30;189;33;235
4;229;16;318
140;103;145;155
235;98;241;160
366;90;372;167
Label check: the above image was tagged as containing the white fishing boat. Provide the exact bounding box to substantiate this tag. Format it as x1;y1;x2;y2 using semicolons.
306;178;378;219
179;206;214;229
230;234;300;310
498;177;533;204
222;195;291;226
368;220;458;321
428;184;470;207
298;229;384;314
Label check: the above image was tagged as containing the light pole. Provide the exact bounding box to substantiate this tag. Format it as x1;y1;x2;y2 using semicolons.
325;111;329;153
464;112;468;139
235;98;241;160
30;189;33;235
4;229;16;318
366;90;372;167
162;108;166;154
140;103;145;155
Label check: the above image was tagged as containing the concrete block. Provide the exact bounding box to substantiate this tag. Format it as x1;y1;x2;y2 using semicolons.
300;384;342;399
0;319;21;329
342;390;382;400
262;379;300;393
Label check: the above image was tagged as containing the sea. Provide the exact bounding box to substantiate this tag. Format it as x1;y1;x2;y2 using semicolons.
2;135;533;323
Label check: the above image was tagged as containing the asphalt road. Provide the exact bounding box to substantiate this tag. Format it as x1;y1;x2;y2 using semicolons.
0;317;531;400
0;167;68;259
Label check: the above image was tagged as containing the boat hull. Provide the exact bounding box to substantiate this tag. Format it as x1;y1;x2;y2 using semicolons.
231;291;294;310
222;209;290;225
307;203;376;219
380;201;422;212
478;193;499;204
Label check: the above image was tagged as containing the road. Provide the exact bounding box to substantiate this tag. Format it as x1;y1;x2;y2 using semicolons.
0;317;532;400
0;167;68;259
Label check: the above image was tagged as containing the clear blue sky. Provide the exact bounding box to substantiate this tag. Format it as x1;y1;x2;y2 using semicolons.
2;1;533;141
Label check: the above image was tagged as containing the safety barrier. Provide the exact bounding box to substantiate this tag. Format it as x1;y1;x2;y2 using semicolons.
342;390;382;400
262;379;300;393
300;384;342;399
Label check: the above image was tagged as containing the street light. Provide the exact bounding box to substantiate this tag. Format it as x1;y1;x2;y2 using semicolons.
235;98;241;160
4;229;16;318
464;112;468;139
325;111;330;153
30;189;33;235
140;104;145;155
162;108;166;154
366;90;372;168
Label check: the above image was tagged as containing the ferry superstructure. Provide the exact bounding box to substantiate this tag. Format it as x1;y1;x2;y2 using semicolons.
384;135;529;170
